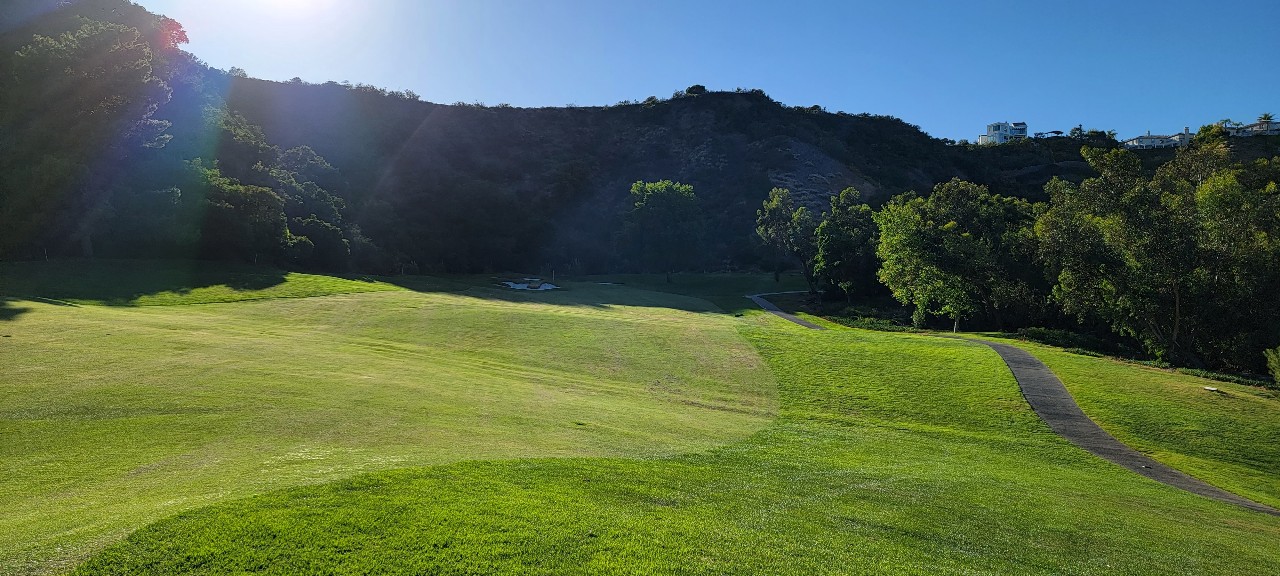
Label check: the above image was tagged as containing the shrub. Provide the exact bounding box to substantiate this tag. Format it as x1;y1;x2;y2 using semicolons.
1266;346;1280;385
1016;327;1133;357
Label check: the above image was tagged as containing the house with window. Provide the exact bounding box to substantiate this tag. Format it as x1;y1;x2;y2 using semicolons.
977;122;1028;144
1223;121;1280;137
1122;127;1191;150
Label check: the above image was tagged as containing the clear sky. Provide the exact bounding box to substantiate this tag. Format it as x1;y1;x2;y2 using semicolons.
135;0;1279;141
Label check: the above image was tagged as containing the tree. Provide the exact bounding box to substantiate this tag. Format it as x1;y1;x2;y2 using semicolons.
1037;143;1280;368
1259;112;1274;126
184;161;287;263
1267;346;1280;385
756;188;818;291
1;19;172;257
624;180;701;282
812;187;877;301
875;179;1042;331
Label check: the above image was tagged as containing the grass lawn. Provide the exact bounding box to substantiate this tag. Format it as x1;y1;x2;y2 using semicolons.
974;336;1280;509
54;281;1280;574
1;265;777;574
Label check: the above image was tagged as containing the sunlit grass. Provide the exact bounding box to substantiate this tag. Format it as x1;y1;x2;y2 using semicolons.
0;275;776;575
72;313;1280;575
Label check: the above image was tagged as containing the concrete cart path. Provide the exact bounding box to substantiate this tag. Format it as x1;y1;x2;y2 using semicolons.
746;294;1278;517
746;292;825;330
975;339;1279;517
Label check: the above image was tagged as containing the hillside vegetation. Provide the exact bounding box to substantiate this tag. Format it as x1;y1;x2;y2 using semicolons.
11;0;1276;277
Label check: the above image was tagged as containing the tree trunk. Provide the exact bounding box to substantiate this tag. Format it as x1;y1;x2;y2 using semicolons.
953;316;959;333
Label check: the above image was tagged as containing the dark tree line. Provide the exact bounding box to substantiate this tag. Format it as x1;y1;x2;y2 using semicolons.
0;0;390;272
759;130;1280;379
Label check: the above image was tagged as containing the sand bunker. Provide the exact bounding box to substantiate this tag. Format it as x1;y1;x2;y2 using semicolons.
500;278;560;291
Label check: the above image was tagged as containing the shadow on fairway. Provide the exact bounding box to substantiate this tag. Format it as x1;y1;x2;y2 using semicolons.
380;272;811;316
0;259;289;306
0;259;807;316
0;299;30;321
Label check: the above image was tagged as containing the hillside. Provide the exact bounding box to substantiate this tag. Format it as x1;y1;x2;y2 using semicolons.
3;0;1278;275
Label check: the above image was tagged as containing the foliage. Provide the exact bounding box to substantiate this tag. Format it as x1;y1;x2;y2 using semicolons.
756;188;819;290
623;180;702;280
1267;346;1280;385
874;179;1045;330
812;187;878;300
1036;139;1280;369
0;17;172;257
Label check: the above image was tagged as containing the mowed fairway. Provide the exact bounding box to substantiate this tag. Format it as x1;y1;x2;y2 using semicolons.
72;307;1280;573
0;270;776;574
4;264;1280;575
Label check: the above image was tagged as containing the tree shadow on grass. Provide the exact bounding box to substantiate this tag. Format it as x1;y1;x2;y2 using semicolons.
378;272;810;316
0;259;287;306
0;299;32;321
0;259;802;317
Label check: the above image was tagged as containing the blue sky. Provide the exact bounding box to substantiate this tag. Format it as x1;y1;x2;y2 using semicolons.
136;0;1279;141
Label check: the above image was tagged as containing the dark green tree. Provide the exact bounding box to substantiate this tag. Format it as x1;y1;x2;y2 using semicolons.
0;19;172;257
625;180;701;282
756;187;819;291
1037;142;1280;368
812;187;877;301
875;179;1042;331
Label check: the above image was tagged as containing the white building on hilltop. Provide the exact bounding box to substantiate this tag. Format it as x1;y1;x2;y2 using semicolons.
978;122;1028;144
1223;121;1280;137
1122;127;1191;150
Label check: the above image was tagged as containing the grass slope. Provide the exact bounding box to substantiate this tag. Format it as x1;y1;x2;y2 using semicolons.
978;337;1280;509
74;315;1280;575
0;272;776;575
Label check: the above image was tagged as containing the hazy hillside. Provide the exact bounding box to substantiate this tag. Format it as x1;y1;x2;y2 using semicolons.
5;0;1277;274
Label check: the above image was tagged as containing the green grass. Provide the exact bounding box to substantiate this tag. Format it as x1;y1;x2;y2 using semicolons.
70;310;1280;574
975;336;1280;510
5;263;1279;574
0;272;776;575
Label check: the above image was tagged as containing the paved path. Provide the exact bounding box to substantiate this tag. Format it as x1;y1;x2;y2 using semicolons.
746;292;825;330
746;294;1279;517
974;339;1279;517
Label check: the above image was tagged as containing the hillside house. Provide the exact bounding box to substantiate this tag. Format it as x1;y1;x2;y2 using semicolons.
1223;121;1280;137
978;122;1028;144
1122;127;1191;150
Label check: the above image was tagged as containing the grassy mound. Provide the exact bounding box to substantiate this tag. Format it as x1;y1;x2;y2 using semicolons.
1;272;776;574
72;318;1280;575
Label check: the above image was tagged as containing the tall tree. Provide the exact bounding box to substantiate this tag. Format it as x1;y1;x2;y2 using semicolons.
1;20;172;257
624;180;701;282
812;187;877;301
875;179;1042;331
1037;140;1280;368
756;187;819;291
